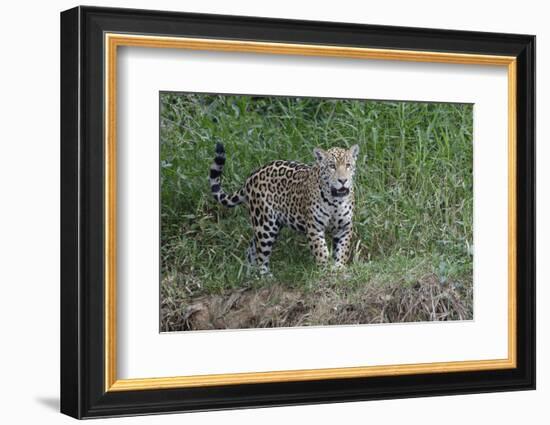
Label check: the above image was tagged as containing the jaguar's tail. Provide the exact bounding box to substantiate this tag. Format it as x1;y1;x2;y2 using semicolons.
209;143;246;208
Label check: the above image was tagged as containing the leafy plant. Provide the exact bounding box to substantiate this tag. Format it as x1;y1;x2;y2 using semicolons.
159;93;473;324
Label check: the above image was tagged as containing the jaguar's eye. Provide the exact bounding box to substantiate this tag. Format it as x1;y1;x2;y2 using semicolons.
346;163;351;169
329;163;336;170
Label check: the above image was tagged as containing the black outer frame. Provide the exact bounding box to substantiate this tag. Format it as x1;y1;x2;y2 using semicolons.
60;5;535;419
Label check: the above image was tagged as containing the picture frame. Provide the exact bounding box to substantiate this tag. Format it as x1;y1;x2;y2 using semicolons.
60;5;535;419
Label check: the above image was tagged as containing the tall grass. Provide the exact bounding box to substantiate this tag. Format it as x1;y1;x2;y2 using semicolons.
160;93;473;296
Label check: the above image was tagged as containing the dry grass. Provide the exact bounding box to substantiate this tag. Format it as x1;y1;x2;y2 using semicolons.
161;274;473;331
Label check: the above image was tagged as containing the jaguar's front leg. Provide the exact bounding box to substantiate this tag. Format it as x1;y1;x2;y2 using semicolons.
332;221;353;269
307;228;329;266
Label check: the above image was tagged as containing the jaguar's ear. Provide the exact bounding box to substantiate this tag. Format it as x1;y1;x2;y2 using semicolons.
350;144;360;161
313;147;326;162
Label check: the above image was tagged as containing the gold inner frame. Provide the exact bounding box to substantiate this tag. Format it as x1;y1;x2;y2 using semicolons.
104;33;517;392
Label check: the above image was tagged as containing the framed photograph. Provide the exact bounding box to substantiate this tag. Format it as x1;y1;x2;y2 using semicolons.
60;6;535;419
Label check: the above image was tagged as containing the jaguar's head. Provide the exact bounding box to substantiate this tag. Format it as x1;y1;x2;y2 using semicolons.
314;145;360;198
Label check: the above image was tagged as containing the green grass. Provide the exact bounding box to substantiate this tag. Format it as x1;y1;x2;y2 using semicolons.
160;93;473;297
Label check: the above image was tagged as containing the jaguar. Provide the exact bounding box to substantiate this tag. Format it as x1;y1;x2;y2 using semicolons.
209;143;360;276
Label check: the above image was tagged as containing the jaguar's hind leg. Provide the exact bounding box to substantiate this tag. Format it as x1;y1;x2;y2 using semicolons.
246;238;257;265
245;239;257;275
252;214;280;277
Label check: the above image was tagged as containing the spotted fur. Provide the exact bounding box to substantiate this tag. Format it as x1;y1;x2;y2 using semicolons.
209;142;360;275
